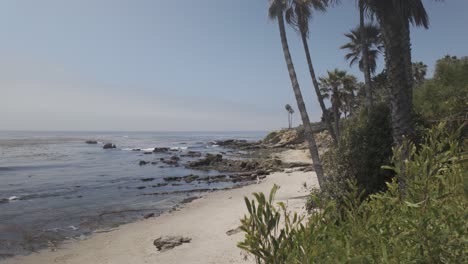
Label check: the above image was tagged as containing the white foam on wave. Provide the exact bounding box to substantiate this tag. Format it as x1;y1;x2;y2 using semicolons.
122;148;133;151
141;148;155;152
8;196;19;201
170;146;188;151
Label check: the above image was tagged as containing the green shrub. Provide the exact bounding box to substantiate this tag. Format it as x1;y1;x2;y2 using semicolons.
237;185;303;264
239;122;467;263
321;103;394;198
414;56;468;121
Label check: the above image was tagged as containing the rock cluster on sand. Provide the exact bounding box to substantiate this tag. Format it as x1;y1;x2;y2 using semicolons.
153;236;191;252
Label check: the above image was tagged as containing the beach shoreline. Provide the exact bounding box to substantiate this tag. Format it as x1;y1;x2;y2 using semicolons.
2;149;316;264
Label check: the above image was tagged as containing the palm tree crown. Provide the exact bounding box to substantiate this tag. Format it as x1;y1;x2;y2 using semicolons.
341;23;383;75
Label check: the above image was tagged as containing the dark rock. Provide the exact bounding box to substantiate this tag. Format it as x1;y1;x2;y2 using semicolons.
170;156;180;161
137;186;146;190
181;196;199;204
143;152;152;155
162;159;179;166
287;162;312;168
85;140;98;144
153;147;169;153
132;149;141;151
153;236;192;251
103;143;116;149
152;183;169;188
139;160;149;166
144;213;155;219
140;178;155;182
188;154;222;167
183;174;199;183
226;227;242;236
180;151;202;157
163;176;182;181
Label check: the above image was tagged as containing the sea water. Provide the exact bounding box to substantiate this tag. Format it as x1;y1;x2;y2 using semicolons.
0;131;265;258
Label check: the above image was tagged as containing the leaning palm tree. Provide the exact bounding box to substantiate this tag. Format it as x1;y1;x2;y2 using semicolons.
285;104;295;128
341;24;383;76
363;0;434;193
285;0;338;144
269;0;325;188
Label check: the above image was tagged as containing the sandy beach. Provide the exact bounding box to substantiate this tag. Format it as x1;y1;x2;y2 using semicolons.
2;150;317;264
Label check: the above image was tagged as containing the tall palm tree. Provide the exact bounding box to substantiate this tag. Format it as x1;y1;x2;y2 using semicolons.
341;24;383;76
362;0;430;145
269;0;325;188
319;69;348;139
359;0;374;111
285;104;295;128
363;0;433;193
285;0;338;144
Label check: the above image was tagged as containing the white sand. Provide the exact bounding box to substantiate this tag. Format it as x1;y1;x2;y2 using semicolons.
3;150;317;264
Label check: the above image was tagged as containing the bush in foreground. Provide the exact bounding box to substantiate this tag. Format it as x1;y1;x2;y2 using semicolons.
239;123;467;263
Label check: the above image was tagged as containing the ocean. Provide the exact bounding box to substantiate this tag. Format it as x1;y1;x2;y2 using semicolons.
0;131;266;258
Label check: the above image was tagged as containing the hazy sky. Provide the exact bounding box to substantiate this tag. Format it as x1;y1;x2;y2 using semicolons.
1;0;466;131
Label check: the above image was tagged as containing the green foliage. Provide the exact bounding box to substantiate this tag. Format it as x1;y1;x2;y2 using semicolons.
239;123;468;263
321;103;393;197
237;185;303;264
414;56;468;121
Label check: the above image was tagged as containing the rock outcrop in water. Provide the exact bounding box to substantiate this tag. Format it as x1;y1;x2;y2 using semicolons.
103;143;116;149
153;147;169;153
85;140;98;144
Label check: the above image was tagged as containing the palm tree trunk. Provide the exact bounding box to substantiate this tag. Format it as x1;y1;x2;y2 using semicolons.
378;13;415;195
332;88;340;139
300;33;338;144
277;13;325;188
359;0;374;111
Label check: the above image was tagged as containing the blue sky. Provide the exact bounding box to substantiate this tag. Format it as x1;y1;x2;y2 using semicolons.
0;0;466;131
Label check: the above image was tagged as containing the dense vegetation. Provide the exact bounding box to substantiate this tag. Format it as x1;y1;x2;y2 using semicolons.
239;0;467;262
414;56;468;121
239;124;467;263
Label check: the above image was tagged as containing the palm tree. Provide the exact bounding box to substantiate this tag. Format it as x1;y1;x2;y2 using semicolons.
319;69;348;139
363;0;433;193
362;0;430;145
341;74;359;117
285;104;295;128
285;0;338;144
341;24;383;76
358;0;374;111
269;0;325;188
412;61;428;84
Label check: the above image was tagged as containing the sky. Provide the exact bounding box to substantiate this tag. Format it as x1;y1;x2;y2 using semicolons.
0;0;466;132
